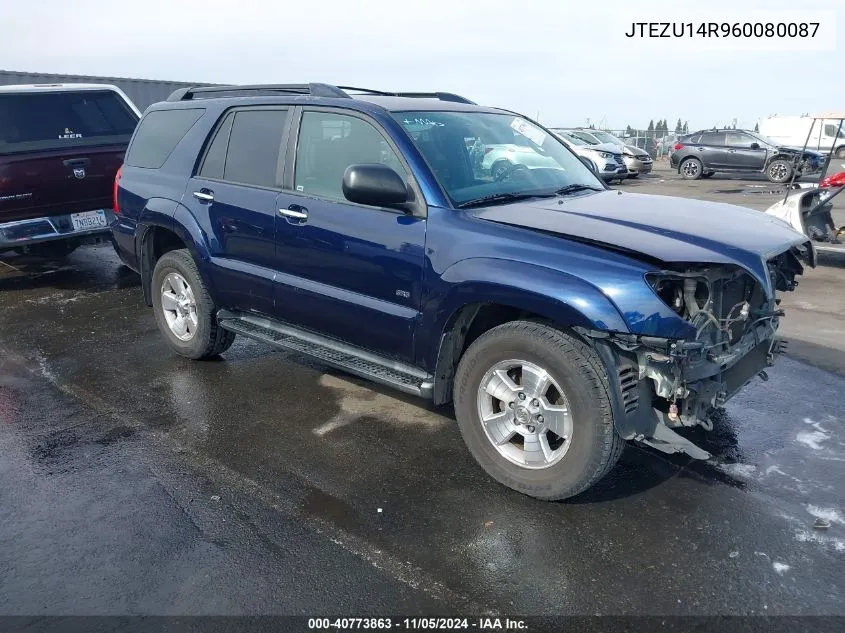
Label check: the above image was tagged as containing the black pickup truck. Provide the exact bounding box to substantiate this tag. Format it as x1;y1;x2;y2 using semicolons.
0;83;140;256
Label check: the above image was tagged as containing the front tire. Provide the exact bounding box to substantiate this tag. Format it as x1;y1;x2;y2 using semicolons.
453;321;624;501
152;249;235;360
680;157;703;180
835;146;845;159
767;159;793;183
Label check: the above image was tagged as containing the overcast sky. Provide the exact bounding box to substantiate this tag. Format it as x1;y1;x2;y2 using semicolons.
2;0;841;131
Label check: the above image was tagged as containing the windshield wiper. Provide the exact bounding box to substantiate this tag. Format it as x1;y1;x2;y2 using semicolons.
555;183;604;196
457;192;555;209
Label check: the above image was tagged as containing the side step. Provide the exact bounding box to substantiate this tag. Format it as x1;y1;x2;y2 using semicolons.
217;310;434;399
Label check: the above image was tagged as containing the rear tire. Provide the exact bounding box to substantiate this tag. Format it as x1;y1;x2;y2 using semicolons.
151;249;235;360
680;157;703;180
453;321;623;501
835;146;845;160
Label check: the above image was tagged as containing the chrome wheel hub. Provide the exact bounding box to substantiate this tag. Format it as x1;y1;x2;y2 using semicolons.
477;359;574;469
161;272;198;341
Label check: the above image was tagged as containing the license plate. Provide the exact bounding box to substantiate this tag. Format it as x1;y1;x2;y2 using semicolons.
70;210;107;231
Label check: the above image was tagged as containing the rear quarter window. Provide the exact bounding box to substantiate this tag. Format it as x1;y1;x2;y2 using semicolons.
125;108;205;169
0;89;139;154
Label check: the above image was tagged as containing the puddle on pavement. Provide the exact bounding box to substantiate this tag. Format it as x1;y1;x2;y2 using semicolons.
710;187;787;195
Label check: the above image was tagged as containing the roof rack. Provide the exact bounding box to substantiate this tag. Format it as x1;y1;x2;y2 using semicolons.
166;83;476;105
338;88;476;105
166;83;351;101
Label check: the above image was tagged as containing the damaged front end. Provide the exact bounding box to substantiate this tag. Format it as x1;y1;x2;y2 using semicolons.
581;246;808;460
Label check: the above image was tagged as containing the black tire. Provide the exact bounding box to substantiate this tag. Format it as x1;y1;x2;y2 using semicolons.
679;157;703;180
700;171;714;179
453;321;624;501
835;146;845;160
766;159;793;183
151;249;235;360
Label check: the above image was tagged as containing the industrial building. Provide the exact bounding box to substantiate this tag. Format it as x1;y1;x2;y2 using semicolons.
0;69;214;111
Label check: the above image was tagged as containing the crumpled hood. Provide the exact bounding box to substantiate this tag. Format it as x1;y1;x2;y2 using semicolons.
623;144;649;157
583;142;621;155
469;190;811;296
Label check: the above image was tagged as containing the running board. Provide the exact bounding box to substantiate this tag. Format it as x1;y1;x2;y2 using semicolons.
217;310;434;399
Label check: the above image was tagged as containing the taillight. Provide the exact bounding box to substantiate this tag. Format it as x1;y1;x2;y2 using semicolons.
113;165;122;214
820;171;845;189
673;143;684;151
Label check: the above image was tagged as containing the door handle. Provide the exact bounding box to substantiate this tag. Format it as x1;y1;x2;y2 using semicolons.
193;190;214;203
279;205;308;220
63;158;90;167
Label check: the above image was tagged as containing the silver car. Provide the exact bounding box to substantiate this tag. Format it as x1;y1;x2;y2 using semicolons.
551;130;628;182
568;129;653;178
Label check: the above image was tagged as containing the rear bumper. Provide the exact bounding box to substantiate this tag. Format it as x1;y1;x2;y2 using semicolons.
0;210;115;250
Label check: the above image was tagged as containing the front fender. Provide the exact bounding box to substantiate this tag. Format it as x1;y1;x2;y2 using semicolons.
419;257;629;370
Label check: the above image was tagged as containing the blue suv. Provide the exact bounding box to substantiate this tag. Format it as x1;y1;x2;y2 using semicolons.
112;83;813;500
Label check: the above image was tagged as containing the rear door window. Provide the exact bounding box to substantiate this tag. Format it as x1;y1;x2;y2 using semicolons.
698;132;726;145
125;109;204;169
0;90;139;154
198;112;235;180
219;109;288;188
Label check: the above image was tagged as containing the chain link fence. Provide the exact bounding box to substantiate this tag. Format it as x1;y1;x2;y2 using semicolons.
605;130;682;160
553;127;684;160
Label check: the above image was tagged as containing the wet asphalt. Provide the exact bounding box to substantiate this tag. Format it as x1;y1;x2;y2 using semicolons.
0;164;843;619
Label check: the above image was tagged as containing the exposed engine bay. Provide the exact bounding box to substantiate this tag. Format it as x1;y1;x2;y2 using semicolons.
581;247;808;460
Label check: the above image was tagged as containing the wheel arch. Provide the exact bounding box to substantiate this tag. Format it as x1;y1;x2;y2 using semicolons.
426;259;629;405
138;202;215;307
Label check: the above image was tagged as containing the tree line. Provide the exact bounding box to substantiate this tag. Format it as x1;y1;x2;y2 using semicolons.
613;118;759;135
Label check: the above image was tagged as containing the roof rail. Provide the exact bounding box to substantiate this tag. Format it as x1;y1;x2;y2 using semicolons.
337;87;476;105
164;83;476;105
166;83;351;101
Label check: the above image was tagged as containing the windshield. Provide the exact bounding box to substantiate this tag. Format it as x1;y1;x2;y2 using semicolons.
394;112;602;206
592;131;624;145
553;130;589;146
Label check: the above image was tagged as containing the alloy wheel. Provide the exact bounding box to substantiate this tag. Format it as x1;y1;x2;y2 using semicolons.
160;272;199;341
476;359;574;469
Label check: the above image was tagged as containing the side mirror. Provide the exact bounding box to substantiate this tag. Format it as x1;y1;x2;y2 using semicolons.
342;164;409;207
579;155;599;174
750;142;760;150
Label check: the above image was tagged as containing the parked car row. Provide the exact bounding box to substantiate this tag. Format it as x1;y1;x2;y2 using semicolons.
1;80;815;503
550;128;653;181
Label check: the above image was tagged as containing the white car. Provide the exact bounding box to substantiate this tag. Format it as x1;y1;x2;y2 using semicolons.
478;143;562;179
551;130;628;182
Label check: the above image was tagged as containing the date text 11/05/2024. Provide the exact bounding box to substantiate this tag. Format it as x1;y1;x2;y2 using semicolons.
307;618;527;630
624;22;820;38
